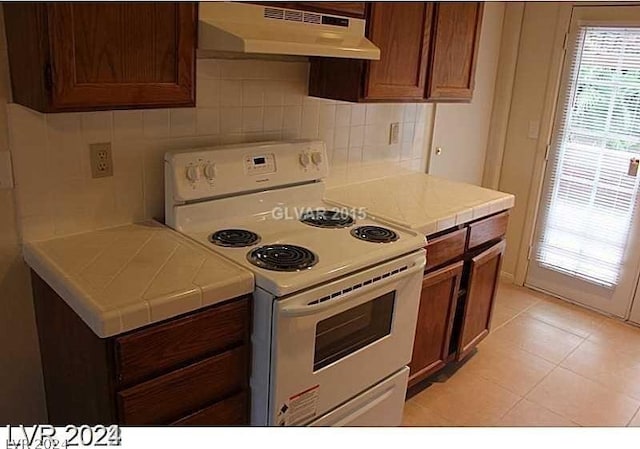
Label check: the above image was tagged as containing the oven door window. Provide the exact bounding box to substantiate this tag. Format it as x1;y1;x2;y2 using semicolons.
314;291;395;371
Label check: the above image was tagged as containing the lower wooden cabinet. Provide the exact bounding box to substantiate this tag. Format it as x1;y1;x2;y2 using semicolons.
408;211;509;391
31;272;251;425
457;239;506;360
408;261;463;387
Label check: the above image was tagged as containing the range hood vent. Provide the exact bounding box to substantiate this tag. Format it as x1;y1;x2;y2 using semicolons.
198;2;381;60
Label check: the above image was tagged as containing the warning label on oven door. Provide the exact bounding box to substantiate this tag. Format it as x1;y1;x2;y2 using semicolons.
277;385;320;426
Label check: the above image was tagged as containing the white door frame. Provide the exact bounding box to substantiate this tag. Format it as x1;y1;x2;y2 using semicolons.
512;3;573;287
518;4;640;318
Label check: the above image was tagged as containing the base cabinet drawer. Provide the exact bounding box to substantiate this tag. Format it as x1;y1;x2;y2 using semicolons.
118;347;247;425
172;392;248;426
115;298;250;386
425;228;467;271
467;211;509;250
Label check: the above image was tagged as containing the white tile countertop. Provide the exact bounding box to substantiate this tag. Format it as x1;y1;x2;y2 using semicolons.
325;172;515;236
23;221;254;338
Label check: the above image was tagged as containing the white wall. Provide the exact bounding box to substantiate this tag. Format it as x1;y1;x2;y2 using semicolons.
0;6;47;424
8;61;431;242
496;2;567;278
427;2;505;185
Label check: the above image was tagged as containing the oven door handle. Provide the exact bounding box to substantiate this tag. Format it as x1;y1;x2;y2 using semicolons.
280;261;425;318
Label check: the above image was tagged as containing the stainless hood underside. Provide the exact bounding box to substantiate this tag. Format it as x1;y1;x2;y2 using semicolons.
198;2;381;60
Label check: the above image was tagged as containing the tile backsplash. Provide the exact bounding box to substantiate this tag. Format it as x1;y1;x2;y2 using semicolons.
8;58;431;241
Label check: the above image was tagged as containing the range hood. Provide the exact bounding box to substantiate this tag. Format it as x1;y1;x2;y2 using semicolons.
198;2;381;60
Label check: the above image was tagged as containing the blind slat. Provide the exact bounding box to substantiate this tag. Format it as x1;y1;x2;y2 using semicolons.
535;26;640;288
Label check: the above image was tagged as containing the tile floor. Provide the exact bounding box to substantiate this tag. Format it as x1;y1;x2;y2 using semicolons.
402;281;640;427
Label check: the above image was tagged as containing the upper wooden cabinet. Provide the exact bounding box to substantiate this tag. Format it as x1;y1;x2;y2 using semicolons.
309;2;483;103
366;2;433;100
426;2;483;101
3;2;197;112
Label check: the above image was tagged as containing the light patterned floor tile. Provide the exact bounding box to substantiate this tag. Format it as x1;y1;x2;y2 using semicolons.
497;399;578;427
490;314;585;364
629;409;640;427
524;297;605;338
402;399;454;427
526;367;640;426
411;370;521;426
561;340;640;400
464;335;556;396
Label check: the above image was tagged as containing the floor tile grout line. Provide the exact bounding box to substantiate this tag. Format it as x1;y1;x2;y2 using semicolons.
526;364;640;427
626;405;640;427
521;312;600;340
406;397;454;426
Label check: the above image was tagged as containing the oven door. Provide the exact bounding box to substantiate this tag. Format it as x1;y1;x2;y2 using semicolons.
270;250;425;426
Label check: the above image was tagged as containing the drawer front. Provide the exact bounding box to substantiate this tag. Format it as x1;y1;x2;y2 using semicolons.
115;297;249;385
172;392;248;426
467;212;509;250
117;346;247;425
425;228;467;271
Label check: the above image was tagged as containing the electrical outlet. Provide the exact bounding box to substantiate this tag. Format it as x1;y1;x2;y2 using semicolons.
90;142;113;178
389;122;400;145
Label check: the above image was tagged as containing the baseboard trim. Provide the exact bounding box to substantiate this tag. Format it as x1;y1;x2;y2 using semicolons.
500;271;515;284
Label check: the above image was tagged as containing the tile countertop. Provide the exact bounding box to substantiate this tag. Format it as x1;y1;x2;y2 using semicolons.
23;221;254;338
324;171;515;236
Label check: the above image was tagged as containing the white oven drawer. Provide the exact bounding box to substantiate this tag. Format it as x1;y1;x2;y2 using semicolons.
309;367;409;427
270;250;424;426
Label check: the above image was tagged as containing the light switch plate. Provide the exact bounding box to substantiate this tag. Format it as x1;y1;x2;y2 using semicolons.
389;122;400;145
527;120;540;139
0;151;14;190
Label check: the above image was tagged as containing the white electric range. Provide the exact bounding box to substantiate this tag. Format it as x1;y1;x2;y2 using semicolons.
164;140;426;426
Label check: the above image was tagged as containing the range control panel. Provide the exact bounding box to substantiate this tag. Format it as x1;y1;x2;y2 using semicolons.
165;140;328;203
245;153;276;176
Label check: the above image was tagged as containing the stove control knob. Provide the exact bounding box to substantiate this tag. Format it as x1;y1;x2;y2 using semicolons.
299;152;311;168
204;163;216;180
186;165;201;182
311;151;323;165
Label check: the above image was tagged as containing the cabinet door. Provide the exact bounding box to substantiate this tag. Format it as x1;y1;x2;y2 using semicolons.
457;239;505;361
408;261;463;387
48;2;196;111
426;2;483;101
365;2;433;100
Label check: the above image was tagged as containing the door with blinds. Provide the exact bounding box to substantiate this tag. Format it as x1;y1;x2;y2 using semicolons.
527;6;640;318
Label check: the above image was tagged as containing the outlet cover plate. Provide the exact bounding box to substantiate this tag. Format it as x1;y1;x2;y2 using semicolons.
0;151;14;189
90;142;113;178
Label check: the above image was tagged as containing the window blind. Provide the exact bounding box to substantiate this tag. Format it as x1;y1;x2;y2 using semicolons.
535;26;640;288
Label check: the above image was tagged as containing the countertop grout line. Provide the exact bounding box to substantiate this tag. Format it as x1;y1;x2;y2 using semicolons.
74;229;127;277
94;232;156;298
139;243;181;302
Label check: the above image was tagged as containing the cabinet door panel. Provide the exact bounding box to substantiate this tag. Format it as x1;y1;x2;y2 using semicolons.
48;2;195;110
426;2;483;101
457;240;505;360
365;2;433;100
409;261;463;387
